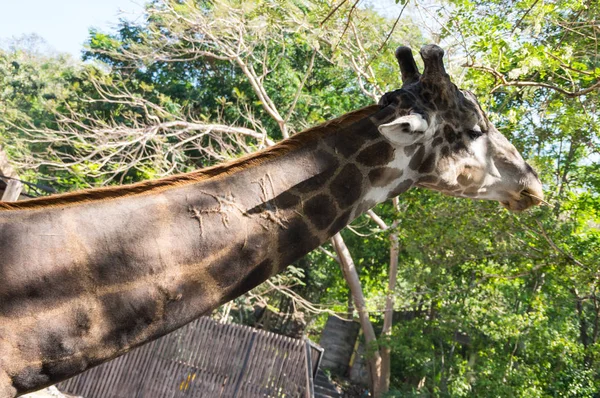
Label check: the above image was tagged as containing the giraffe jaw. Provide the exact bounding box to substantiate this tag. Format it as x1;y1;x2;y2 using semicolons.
417;177;543;212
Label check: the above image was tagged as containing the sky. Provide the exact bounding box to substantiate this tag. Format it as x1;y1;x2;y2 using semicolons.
0;0;412;57
0;0;145;56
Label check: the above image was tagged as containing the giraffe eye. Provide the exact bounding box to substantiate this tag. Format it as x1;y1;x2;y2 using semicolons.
466;126;483;139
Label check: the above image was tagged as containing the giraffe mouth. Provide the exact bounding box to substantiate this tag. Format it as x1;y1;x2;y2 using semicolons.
501;189;543;212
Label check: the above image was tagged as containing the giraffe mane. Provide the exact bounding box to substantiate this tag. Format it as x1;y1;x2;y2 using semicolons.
0;105;380;212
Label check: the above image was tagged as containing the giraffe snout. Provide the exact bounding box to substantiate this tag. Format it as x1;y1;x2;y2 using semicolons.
522;166;544;202
502;174;544;211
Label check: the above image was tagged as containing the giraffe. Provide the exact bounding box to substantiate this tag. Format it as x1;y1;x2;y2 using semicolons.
0;45;542;397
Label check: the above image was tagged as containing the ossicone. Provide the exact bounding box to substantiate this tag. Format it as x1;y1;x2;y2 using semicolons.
395;46;420;85
419;44;449;82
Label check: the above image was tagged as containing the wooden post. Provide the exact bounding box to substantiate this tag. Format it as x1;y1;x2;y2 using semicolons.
0;146;22;202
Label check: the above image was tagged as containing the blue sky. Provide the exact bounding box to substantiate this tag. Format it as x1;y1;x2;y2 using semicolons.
0;0;145;56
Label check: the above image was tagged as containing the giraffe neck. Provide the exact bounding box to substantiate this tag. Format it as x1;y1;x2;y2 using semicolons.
0;104;417;396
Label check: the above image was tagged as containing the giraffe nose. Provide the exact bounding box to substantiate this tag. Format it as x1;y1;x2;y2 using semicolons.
510;179;544;211
525;172;544;201
501;171;544;211
520;188;542;205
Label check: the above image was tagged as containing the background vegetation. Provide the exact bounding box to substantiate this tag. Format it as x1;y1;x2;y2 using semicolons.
1;0;598;396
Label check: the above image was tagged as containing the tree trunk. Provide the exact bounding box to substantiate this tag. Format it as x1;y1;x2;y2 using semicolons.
332;233;383;396
380;218;400;393
366;201;401;395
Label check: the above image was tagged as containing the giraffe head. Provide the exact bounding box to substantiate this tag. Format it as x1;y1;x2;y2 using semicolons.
378;45;543;211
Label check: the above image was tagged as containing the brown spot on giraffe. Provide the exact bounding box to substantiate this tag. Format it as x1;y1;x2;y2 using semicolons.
368;167;403;187
330;164;363;208
390;179;415;197
323;117;380;157
443;124;458;143
440;145;451;158
294;164;338;194
327;210;353;237
277;219;320;266
431;136;443;147
162;276;214;321
408;145;426;170
11;366;50;395
418;153;437;174
208;234;269;290
0;266;85;317
418;175;438;185
403;143;419;157
356;141;395;167
273;191;300;209
303;194;337;230
221;259;274;303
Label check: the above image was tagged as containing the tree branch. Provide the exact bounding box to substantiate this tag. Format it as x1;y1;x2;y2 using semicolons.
366;209;389;230
467;64;600;97
284;49;317;126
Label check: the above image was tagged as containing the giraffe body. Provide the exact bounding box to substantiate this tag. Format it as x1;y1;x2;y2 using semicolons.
0;45;543;397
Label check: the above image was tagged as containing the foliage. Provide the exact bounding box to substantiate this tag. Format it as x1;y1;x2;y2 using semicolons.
367;0;600;395
0;35;96;192
1;0;599;396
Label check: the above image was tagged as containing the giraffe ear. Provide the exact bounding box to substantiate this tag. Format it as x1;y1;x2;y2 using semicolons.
378;114;431;146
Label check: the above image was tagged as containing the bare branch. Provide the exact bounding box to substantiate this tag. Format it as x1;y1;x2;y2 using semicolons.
534;220;586;268
467;64;600;97
318;246;341;263
373;1;408;58
264;280;349;319
284;49;317;125
366;209;389;231
320;0;349;26
11;78;270;183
